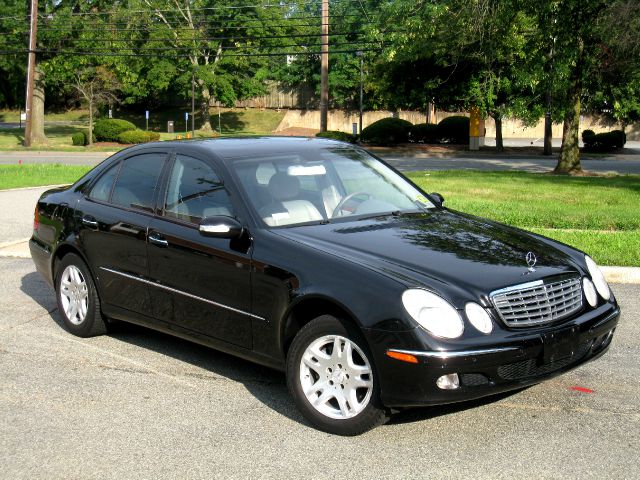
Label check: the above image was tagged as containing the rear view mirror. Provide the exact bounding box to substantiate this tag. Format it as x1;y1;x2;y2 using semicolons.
199;216;243;239
429;192;445;207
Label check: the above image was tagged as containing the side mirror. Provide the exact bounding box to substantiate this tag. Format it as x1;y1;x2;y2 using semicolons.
429;192;445;207
199;216;243;239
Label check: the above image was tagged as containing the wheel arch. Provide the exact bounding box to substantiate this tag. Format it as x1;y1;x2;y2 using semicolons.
280;294;364;358
51;242;92;282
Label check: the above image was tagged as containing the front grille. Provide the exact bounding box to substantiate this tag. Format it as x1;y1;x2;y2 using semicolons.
497;340;592;380
491;275;583;328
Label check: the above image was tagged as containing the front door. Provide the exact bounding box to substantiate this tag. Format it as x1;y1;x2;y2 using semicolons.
146;153;253;349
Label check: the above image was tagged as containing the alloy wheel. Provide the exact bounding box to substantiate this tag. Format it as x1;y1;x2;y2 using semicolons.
59;265;89;325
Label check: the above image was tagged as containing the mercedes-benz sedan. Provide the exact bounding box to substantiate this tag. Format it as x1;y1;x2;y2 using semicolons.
30;137;620;435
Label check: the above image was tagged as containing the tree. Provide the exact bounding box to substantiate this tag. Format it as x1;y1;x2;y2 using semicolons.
73;67;121;145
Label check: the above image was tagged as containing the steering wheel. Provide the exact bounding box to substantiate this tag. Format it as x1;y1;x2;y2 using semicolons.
331;191;372;218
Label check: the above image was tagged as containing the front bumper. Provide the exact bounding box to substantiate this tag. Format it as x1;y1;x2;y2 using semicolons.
368;304;620;408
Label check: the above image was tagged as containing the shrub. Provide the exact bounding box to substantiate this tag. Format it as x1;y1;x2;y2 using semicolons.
582;129;595;141
116;129;161;144
436;116;470;144
315;130;357;143
360;117;412;145
71;132;85;146
409;123;439;143
71;131;96;146
582;130;627;151
94;118;137;142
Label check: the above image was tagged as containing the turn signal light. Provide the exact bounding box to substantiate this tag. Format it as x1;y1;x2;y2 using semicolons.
386;350;419;364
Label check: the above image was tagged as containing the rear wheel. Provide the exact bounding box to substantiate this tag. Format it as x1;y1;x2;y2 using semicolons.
55;253;108;337
286;315;387;435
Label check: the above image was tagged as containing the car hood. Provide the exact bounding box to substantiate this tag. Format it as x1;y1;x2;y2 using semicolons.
272;210;583;304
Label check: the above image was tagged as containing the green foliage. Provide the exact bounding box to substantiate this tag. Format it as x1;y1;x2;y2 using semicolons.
360;118;413;145
582;130;627;151
116;129;161;144
94;119;137;142
71;132;85;146
409;123;439;143
436;116;470;144
315;131;357;143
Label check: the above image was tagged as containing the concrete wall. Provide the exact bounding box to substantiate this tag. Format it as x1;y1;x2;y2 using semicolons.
275;109;640;140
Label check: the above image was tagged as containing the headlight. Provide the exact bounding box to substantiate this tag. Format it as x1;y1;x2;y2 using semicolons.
402;289;464;339
585;255;610;301
464;302;493;334
582;277;598;307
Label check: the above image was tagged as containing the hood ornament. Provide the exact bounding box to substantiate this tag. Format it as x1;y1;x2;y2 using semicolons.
525;252;537;272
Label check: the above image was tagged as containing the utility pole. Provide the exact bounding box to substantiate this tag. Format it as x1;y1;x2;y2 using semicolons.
23;0;38;147
319;0;329;132
191;70;195;136
357;51;363;135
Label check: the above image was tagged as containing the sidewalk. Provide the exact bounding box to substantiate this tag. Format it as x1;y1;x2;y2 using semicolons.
1;185;638;283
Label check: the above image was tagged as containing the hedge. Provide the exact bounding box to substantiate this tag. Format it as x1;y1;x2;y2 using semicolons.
116;129;161;144
409;123;439;143
436;116;470;144
94;118;137;142
315;130;357;143
582;130;626;151
360;117;412;145
71;131;96;146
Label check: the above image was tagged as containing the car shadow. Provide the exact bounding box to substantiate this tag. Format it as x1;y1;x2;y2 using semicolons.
20;270;529;431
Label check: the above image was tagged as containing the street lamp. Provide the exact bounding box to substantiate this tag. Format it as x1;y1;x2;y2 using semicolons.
356;50;364;135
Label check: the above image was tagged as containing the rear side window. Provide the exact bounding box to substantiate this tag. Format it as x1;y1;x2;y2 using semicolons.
111;153;166;211
89;163;120;202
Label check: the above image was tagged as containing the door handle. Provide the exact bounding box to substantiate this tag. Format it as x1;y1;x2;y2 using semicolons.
148;232;169;248
81;215;99;229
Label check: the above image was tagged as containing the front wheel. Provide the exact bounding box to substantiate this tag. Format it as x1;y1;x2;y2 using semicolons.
286;315;387;435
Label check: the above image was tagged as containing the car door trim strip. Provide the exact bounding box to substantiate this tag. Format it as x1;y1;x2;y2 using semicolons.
100;267;266;321
388;346;520;359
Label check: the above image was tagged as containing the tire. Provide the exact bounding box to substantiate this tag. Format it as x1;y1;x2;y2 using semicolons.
55;253;108;337
286;315;388;435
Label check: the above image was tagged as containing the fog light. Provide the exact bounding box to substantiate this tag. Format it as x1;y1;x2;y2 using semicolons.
436;373;460;390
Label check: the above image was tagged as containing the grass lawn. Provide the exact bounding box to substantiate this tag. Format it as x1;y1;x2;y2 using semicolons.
0;164;91;189
0;107;285;151
0;166;636;266
407;170;640;266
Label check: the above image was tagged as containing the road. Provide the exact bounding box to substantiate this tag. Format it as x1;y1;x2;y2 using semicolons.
0;256;638;479
2;147;640;174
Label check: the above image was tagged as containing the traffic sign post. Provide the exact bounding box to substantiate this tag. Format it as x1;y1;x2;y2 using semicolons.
185;112;189;137
145;110;149;131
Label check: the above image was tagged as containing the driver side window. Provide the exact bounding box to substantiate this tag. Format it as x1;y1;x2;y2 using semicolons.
164;155;234;224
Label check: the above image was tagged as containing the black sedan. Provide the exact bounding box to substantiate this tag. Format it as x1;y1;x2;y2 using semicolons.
30;137;620;435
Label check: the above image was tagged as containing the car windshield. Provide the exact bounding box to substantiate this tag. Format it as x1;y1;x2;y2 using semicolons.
230;146;435;227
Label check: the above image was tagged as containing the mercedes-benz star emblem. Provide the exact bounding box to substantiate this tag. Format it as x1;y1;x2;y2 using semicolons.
526;252;537;272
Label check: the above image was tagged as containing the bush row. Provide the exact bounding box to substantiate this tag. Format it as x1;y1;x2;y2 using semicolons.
582;129;626;151
71;118;160;146
71;131;96;146
315;130;358;143
117;129;161;144
358;115;471;146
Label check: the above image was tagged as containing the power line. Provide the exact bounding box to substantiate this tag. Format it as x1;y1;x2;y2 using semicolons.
0;47;383;58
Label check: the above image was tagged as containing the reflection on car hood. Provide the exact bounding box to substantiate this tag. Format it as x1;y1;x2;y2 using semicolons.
273;210;582;303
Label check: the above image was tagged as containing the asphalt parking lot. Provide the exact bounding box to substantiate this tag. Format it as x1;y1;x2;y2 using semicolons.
1;256;638;479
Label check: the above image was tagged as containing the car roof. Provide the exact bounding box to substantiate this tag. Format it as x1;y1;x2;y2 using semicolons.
129;136;356;161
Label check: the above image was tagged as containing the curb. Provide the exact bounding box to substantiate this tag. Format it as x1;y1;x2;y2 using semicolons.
1;240;639;284
0;184;70;193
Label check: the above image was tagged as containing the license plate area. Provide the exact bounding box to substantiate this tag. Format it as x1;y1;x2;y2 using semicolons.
541;326;579;365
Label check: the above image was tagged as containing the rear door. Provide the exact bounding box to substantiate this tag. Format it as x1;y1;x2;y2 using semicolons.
146;152;254;348
77;150;168;315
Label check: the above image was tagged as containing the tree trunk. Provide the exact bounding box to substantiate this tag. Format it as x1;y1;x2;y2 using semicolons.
555;39;584;174
493;114;504;151
31;65;47;145
543;111;552;155
200;85;212;131
88;101;94;146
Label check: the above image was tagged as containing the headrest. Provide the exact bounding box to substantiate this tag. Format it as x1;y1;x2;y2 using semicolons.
268;172;300;201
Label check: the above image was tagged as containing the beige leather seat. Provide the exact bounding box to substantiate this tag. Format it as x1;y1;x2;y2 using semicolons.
260;172;323;226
